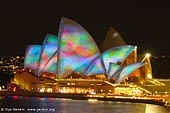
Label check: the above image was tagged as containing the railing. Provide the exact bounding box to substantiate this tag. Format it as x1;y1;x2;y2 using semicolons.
149;79;165;86
135;85;152;95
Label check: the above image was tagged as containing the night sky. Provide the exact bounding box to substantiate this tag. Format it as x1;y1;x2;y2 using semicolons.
0;1;169;80
1;1;170;56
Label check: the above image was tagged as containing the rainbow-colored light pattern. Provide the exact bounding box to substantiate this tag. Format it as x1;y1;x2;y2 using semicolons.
108;62;122;80
24;45;42;75
102;45;135;73
74;55;99;75
58;17;100;78
116;62;145;83
38;34;58;76
23;17;146;81
85;56;106;76
40;52;58;77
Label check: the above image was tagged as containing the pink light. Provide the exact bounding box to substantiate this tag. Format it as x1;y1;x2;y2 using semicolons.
12;96;19;99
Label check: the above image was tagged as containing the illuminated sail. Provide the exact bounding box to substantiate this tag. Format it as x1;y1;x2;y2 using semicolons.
116;62;145;83
85;56;106;76
23;17;146;82
58;17;100;78
102;45;135;73
24;45;42;75
108;62;122;80
74;55;99;75
38;34;58;76
41;52;58;78
101;27;126;52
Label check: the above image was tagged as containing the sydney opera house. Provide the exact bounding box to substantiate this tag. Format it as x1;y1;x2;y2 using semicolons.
8;17;155;95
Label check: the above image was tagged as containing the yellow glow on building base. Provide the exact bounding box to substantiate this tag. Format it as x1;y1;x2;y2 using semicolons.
114;87;143;95
40;88;45;92
147;73;152;79
88;99;98;102
47;88;52;93
13;87;16;92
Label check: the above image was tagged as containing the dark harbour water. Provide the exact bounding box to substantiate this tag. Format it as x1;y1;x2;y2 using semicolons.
0;96;169;113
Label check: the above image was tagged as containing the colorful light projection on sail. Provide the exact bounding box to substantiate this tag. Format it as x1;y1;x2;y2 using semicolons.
102;45;135;73
40;52;58;79
116;62;145;83
74;55;99;75
85;56;106;76
38;34;58;76
58;17;100;78
108;62;122;80
24;45;42;75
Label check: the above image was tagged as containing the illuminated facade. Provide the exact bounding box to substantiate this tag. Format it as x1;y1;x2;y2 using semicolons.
10;17;153;94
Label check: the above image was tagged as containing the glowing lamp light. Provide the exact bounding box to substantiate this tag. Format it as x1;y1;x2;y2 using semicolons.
47;88;52;93
88;99;98;102
40;88;45;92
145;53;151;58
16;56;20;59
147;73;152;79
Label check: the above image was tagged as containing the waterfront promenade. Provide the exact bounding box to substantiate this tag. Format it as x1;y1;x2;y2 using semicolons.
0;91;169;107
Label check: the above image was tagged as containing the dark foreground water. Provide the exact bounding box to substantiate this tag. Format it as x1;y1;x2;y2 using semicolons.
0;96;169;113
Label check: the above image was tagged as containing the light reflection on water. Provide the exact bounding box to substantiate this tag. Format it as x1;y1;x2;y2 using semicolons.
0;96;169;113
145;104;170;113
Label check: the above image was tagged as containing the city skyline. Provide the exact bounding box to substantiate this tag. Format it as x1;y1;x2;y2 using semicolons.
1;1;170;56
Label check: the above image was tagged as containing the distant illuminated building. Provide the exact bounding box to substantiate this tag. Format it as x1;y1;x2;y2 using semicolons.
0;55;24;75
8;17;153;95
